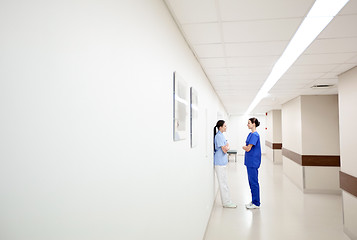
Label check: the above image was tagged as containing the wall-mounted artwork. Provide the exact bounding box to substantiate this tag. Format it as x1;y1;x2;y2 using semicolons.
173;72;188;141
190;87;198;148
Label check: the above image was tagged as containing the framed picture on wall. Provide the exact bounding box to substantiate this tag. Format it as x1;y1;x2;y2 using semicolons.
190;87;198;148
173;72;188;141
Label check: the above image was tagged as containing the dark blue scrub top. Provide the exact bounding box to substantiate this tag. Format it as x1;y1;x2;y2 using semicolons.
244;131;261;168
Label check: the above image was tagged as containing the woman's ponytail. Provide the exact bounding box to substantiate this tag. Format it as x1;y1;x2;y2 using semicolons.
213;120;225;151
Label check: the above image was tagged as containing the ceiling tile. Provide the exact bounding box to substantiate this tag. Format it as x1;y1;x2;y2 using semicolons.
295;53;357;65
182;23;221;44
217;81;265;87
222;19;302;43
218;0;314;21
280;72;325;81
321;72;342;79
269;89;303;95
279;71;324;81
193;44;225;57
339;0;357;15
320;88;339;94
228;66;271;76
165;0;217;23
200;58;226;68
332;64;357;73
226;56;278;67
305;37;357;54
319;15;357;39
205;67;229;76
300;87;338;95
308;78;338;86
346;54;357;64
216;89;257;94
230;74;268;82
286;64;339;74
208;75;233;81
225;42;288;57
272;82;308;89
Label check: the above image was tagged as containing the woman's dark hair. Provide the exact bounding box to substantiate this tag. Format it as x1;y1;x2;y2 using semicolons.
249;117;260;127
213;120;225;150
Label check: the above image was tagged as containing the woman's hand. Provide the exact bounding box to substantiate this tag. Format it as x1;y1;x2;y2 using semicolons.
222;146;229;153
222;143;229;153
243;144;253;152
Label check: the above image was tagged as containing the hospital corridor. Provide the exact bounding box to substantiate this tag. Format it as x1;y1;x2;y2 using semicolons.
1;0;357;239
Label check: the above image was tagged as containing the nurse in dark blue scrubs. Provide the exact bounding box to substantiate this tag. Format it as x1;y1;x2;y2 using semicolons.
242;117;261;209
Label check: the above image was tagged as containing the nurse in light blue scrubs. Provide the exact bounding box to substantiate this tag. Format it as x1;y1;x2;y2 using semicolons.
214;120;236;208
242;117;261;209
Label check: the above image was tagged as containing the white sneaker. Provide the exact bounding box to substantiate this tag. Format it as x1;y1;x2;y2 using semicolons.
223;203;237;208
245;202;260;209
245;202;252;208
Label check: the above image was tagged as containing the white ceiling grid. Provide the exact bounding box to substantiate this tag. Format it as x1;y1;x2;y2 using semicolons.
164;0;357;114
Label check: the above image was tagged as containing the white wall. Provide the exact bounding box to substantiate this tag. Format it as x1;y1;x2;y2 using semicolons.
266;110;282;164
283;157;304;190
339;67;357;177
301;95;340;155
339;66;357;239
266;111;273;142
266;147;274;162
0;1;227;239
342;191;357;239
282;97;302;154
273;110;282;143
266;110;282;143
228;114;266;155
304;167;340;193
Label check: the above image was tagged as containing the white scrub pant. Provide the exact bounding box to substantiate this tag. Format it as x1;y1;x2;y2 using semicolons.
215;165;232;206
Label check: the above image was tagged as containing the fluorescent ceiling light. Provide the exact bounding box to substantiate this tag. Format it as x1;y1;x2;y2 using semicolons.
244;0;350;115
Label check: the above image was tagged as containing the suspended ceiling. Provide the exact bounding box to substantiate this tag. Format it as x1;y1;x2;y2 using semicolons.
164;0;357;115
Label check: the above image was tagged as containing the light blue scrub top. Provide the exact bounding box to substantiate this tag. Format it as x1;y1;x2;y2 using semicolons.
244;131;261;168
214;131;228;166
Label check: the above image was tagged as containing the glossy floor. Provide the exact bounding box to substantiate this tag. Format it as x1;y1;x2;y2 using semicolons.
204;155;349;240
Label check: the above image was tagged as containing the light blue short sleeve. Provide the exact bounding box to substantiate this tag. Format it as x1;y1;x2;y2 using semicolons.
215;133;225;151
214;131;228;166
